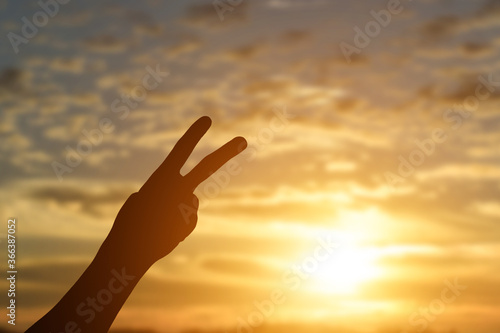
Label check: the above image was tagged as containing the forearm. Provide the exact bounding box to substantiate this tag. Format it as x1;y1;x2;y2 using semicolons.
26;239;150;333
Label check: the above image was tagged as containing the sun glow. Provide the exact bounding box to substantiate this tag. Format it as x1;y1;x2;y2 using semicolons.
308;245;380;295
304;209;386;295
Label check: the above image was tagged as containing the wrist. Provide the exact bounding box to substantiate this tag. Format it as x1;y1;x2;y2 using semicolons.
96;236;152;277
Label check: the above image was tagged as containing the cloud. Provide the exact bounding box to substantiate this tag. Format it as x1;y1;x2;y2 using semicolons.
52;10;91;27
126;9;163;36
267;0;328;9
461;41;494;57
0;132;31;153
71;92;103;108
278;30;312;47
20;260;88;286
183;2;249;29
199;256;278;278
471;201;500;218
0;110;17;134
166;35;203;57
361;275;500;306
82;35;128;53
50;57;86;74
243;76;296;95
420;15;461;40
377;249;499;275
416;163;500;180
0;67;29;94
475;0;500;18
17;236;101;260
1;1;499;332
205;199;339;224
418;1;500;44
28;183;134;218
41;113;93;141
225;42;265;61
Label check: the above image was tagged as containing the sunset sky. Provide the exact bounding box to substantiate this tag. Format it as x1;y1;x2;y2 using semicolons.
1;0;500;332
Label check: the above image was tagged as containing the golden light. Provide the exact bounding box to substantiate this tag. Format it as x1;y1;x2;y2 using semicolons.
303;209;387;295
308;244;380;295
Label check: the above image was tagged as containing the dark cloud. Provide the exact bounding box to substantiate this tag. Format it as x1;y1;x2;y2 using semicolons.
52;10;92;27
267;0;329;10
475;0;500;17
21;236;101;259
420;15;460;39
167;34;203;56
0;67;27;94
82;35;128;53
334;97;360;112
226;43;265;61
278;30;311;47
28;185;134;217
126;9;162;36
442;75;500;102
183;2;249;28
21;261;88;285
460;41;493;57
419;1;500;43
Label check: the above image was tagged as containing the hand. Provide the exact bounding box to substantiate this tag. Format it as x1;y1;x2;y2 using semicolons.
26;116;246;333
103;116;247;271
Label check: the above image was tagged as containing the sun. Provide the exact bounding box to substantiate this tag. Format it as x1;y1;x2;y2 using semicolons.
303;209;385;295
307;244;380;295
277;208;386;295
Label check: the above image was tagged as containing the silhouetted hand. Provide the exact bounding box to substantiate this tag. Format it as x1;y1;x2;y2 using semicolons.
26;116;247;333
104;116;247;270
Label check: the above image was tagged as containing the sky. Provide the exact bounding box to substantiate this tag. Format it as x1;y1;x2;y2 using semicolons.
0;0;500;332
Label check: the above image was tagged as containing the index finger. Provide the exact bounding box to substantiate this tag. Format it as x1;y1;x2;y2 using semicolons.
165;116;212;172
141;116;212;192
184;136;247;189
